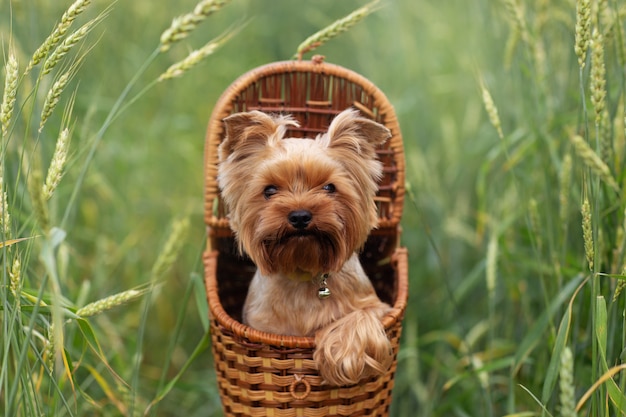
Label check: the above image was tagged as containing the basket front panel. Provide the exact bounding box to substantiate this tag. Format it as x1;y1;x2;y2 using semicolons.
209;317;401;417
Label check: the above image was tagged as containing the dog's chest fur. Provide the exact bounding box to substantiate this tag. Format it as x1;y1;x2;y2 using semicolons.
242;254;384;337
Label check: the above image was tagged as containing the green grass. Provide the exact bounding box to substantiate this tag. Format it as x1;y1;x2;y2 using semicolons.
1;0;626;416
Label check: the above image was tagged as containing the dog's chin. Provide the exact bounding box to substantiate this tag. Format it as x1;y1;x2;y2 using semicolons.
253;230;347;276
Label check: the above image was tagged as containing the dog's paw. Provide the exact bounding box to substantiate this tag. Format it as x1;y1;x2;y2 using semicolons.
313;310;393;386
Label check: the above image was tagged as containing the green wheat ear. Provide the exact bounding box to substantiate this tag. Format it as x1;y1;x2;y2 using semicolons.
158;28;238;81
559;346;577;417
581;198;594;271
0;165;11;238
574;0;591;68
480;80;504;139
42;16;101;75
590;28;606;126
77;288;147;317
39;72;72;132
293;0;381;60
9;256;21;307
27;164;50;232
151;217;190;280
159;0;232;52
569;134;619;193
501;0;530;46
612;266;626;302
1;54;18;140
43;128;71;201
45;323;56;372
26;0;92;73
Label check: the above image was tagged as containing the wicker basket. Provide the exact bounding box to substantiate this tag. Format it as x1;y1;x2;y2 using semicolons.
203;58;408;417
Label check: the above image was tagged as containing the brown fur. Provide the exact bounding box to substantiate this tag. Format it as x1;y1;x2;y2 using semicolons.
217;108;393;386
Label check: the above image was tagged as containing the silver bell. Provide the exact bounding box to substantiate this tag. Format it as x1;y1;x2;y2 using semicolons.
318;287;331;299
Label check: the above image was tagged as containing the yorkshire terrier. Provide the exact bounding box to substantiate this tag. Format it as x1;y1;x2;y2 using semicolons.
217;108;393;386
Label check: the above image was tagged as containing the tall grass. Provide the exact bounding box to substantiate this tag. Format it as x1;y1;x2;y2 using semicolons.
0;0;234;415
392;0;626;415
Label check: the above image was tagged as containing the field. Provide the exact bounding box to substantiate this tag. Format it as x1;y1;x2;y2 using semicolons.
2;0;626;416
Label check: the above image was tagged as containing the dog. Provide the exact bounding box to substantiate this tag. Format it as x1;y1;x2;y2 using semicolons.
217;108;393;386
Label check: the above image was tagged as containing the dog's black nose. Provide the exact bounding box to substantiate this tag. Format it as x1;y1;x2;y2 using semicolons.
288;210;312;229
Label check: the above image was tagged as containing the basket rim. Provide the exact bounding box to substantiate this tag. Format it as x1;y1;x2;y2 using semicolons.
203;58;406;230
204;247;409;349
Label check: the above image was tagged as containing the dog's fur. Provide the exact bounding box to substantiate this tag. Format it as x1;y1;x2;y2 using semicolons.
217;108;393;386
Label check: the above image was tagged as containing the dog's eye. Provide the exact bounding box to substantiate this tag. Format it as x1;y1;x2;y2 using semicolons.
263;185;278;199
323;183;336;193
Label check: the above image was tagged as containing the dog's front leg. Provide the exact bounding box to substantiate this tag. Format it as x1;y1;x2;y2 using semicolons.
313;307;392;386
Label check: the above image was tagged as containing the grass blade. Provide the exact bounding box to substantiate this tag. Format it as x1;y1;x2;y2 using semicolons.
512;274;585;375
540;277;587;403
192;271;209;332
592;296;626;413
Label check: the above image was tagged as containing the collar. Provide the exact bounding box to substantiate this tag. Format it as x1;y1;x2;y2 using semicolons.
285;269;315;282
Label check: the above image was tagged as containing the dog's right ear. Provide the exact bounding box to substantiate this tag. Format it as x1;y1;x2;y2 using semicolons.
219;111;298;162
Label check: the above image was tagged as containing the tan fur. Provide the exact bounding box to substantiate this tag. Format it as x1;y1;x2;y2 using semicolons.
217;108;393;386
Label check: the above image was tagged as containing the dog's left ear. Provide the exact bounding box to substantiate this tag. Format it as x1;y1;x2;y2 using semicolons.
324;108;391;157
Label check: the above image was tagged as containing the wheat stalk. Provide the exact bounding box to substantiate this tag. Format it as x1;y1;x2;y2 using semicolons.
294;0;381;60
559;346;577;417
598;109;612;164
43;128;71;201
501;0;531;45
159;0;231;52
581;198;594;271
559;154;572;227
0;166;11;238
0;196;10;237
569;134;619;193
76;289;145;317
9;256;21;299
612;266;626;301
39;72;72;132
45;323;57;372
151;217;190;280
1;54;18;140
27;0;92;73
480;80;504;139
590;28;606;126
43;18;99;75
574;0;591;68
158;30;236;81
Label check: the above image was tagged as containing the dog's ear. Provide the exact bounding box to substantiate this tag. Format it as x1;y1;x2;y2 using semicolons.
323;108;391;157
219;111;297;162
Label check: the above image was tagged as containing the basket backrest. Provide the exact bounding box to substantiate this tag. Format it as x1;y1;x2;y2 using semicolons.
204;59;405;258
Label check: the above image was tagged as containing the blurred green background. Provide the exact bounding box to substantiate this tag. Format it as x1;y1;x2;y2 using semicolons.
3;0;624;416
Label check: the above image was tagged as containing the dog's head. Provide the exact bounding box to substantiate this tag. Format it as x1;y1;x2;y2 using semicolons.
217;108;390;276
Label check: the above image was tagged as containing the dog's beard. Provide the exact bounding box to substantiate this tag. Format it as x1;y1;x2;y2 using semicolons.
256;228;348;276
240;214;356;275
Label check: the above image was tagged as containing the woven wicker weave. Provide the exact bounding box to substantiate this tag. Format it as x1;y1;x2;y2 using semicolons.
203;58;407;417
